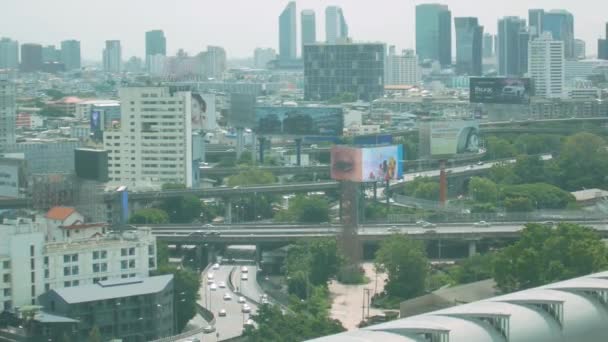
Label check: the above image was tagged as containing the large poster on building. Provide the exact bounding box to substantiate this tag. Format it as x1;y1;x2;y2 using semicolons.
470;77;532;104
331;145;404;182
255;106;343;136
430;121;480;157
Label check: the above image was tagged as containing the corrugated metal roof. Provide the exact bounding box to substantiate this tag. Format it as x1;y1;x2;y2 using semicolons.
51;275;173;304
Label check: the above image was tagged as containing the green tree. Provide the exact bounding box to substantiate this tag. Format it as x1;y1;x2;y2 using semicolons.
449;254;495;284
493;223;608;293
154;265;201;332
514;134;561;155
228;167;276;186
237;151;254;165
375;235;428;299
87;326;101;342
161;183;186;190
284;240;342;297
217;156;236;167
44;89;66;100
470;203;497;213
488;163;519;185
156;241;170;268
486;136;517;159
513;155;545;184
504;197;534;212
500;183;575;210
413;182;440;201
327;92;357;104
129;208;169;224
468;177;498;203
160;195;202;223
558;132;608;190
275;195;330;223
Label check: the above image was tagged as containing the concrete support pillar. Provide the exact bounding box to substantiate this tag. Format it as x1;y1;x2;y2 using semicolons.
207;245;216;264
255;245;262;264
225;198;232;224
195;244;204;267
468;240;477;257
295;138;302;166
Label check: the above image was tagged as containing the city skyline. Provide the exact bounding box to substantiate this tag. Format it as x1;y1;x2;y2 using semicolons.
1;0;606;60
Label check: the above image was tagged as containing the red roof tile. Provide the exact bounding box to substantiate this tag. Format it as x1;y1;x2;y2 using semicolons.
45;207;76;221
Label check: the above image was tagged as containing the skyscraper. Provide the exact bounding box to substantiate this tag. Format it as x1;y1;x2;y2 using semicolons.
574;39;586;60
529;32;565;98
254;48;277;69
598;23;608;60
325;6;348;43
542;10;575;60
483;33;495;58
0;72;16;149
20;43;43;72
103;40;122;73
145;30;167;69
415;3;451;67
304;42;385;101
528;9;545;38
455;17;483;76
385;47;420;86
279;2;297;62
301;10;316;52
0;38;19;70
201;46;227;80
60;40;81;70
497;16;527;76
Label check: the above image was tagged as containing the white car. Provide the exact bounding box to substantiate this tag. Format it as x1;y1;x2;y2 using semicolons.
241;266;249;274
218;281;226;288
388;226;400;233
422;222;436;229
241;273;248;281
218;309;227;317
473;221;491;228
207;273;214;280
209;283;217;291
212;263;220;270
242;304;251;313
238;296;246;303
223;293;232;301
244;319;255;327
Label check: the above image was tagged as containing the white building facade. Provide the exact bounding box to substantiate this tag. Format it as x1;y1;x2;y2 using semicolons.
528;32;565;98
0;212;157;310
104;87;193;189
0;72;16;149
385;47;421;86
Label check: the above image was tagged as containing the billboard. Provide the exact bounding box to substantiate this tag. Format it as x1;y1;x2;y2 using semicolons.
255;106;343;136
331;145;404;182
229;93;257;129
429;121;480;157
192;93;218;131
470;77;532;104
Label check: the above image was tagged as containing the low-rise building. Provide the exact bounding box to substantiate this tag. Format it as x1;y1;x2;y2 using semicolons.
39;275;174;342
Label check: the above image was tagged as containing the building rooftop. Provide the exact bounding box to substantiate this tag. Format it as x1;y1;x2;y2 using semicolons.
571;188;608;202
45;207;76;221
51;275;173;304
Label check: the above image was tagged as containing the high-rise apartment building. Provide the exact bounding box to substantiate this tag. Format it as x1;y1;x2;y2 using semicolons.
145;30;167;70
60;40;81;70
303;42;385;101
301;10;316;52
416;3;451;67
599;23;608;60
279;2;297;61
103;87;193;189
102;40;122;73
201;46;226;80
455;17;483;76
20;43;43;72
574;39;586;60
254;48;277;69
483;33;495;58
529;32;565;98
42;45;60;63
0;38;19;70
385;47;420;86
497;16;528;76
325;6;348;44
528;9;545;38
0;72;16;149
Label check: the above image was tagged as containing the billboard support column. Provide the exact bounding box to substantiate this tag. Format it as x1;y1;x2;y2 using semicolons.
439;160;447;206
295;138;302;166
373;182;377;201
225;198;232;224
385;179;390;211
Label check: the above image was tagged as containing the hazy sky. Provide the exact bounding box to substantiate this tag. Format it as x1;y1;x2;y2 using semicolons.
1;0;606;60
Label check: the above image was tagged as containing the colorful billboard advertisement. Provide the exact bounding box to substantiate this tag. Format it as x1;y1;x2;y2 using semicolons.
430;121;480;157
255;106;343;136
331;145;404;182
470;77;532;104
